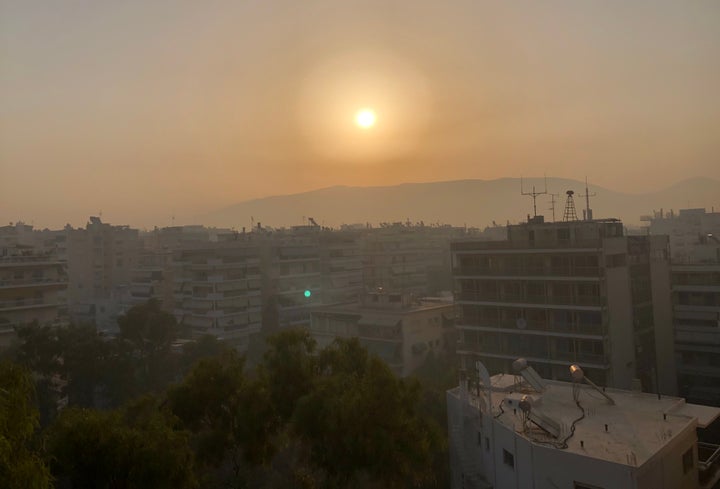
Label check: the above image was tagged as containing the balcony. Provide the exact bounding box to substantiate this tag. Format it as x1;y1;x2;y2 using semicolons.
451;239;602;252
0;256;64;268
456;291;603;308
0;298;59;312
458;319;604;337
0;278;68;290
453;265;601;278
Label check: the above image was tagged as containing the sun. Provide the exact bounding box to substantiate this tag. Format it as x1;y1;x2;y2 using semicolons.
355;109;376;129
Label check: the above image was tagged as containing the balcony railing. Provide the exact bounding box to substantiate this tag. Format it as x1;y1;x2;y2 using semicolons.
453;266;601;278
452;238;602;251
458;319;604;336
0;278;68;289
0;298;59;311
456;291;603;307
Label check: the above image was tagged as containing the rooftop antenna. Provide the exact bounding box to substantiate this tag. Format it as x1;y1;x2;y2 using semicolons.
521;176;548;218
579;177;596;221
563;191;578;222
548;193;560;222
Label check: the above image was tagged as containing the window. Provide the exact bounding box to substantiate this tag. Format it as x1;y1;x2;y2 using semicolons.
683;447;694;474
477;431;482;445
502;449;514;468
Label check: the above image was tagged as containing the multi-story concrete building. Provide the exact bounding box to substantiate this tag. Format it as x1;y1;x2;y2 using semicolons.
0;246;68;346
265;227;324;330
172;240;262;351
452;217;676;394
362;224;467;296
125;250;174;310
309;290;454;376
647;208;720;264
319;229;364;305
646;208;720;406
673;264;720;407
65;217;140;330
447;360;720;489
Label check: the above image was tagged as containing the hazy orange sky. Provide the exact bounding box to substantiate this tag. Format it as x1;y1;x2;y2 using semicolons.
1;1;719;228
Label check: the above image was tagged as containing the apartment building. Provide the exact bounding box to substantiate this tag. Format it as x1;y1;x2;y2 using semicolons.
362;224;466;296
672;265;720;406
0;246;68;346
447;359;720;489
172;240;262;351
452;217;676;394
309;290;454;376
647;208;720;406
65;217;140;330
319;229;364;305
125;250;174;309
264;226;324;330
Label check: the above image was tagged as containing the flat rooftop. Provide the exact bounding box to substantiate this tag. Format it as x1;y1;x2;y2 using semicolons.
451;373;720;467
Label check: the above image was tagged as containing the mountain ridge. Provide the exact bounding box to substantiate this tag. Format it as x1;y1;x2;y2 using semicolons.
200;177;720;229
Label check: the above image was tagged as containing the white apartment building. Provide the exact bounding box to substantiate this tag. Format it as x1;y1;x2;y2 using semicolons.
173;241;262;351
447;360;720;489
645;208;720;406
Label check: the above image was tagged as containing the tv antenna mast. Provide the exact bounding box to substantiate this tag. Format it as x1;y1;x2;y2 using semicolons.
579;177;596;221
548;193;560;222
521;176;548;218
563;190;579;222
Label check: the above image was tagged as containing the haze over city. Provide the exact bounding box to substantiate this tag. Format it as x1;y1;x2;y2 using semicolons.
2;1;719;228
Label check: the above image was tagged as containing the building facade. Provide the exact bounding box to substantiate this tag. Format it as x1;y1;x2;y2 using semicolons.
452;218;676;394
309;290;453;376
172;240;262;351
0;246;68;346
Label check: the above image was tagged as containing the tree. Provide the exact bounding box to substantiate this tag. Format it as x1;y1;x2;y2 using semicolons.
46;396;197;489
292;338;442;488
260;329;317;421
117;299;181;393
166;350;277;488
0;361;52;489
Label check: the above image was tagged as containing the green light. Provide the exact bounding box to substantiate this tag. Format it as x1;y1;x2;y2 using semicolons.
304;290;312;298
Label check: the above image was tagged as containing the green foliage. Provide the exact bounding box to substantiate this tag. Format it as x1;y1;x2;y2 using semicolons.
118;299;180;353
293;338;442;488
261;329;317;421
0;361;52;489
166;350;277;488
46;397;197;489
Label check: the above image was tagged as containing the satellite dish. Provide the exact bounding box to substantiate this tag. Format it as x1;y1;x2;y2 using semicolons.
516;318;527;329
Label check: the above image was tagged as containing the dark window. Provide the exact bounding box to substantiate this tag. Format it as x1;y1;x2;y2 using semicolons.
485;437;490;451
683;447;694;474
503;449;514;468
477;431;482;445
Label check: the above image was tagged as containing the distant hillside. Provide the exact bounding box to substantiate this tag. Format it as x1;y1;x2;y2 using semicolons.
200;177;720;229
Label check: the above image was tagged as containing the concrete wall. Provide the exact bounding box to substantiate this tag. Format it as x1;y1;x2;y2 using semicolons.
604;238;636;390
649;235;678;396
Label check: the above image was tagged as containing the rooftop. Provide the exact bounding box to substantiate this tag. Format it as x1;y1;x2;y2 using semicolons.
451;372;720;468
